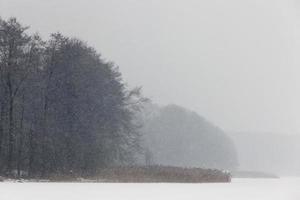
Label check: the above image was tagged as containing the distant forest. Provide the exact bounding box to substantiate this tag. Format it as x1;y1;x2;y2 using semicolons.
0;17;237;178
140;104;238;170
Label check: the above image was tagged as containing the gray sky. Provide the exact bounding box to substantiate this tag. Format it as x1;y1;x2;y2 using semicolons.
1;0;300;133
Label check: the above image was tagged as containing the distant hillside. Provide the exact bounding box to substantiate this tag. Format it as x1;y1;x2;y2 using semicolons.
229;132;300;176
140;104;238;171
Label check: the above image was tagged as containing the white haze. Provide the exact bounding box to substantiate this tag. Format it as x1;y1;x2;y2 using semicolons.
1;0;300;134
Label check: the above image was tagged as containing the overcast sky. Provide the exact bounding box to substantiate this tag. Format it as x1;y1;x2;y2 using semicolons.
1;0;300;134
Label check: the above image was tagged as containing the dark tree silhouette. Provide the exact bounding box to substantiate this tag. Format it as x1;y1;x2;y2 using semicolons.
0;17;144;178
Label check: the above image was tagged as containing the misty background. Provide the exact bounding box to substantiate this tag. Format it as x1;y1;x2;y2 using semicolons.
1;0;299;176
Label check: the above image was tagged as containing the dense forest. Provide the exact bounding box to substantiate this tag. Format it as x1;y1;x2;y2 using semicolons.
0;18;145;178
0;17;238;179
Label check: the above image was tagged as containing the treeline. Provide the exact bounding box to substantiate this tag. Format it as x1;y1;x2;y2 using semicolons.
141;104;238;170
0;18;144;178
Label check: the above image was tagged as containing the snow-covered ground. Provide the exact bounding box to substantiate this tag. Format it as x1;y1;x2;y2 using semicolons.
0;178;299;200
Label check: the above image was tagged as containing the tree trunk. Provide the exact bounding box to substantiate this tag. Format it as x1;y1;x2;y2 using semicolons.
0;102;3;158
7;94;14;175
17;94;25;178
28;123;35;178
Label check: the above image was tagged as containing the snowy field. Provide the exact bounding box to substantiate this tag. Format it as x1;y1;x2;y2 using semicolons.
0;178;299;200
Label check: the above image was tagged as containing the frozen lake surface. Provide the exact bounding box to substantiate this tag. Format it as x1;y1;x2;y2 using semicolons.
0;178;299;200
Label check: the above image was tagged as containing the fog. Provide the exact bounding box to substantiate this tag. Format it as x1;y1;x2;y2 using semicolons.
0;0;299;176
1;0;300;133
